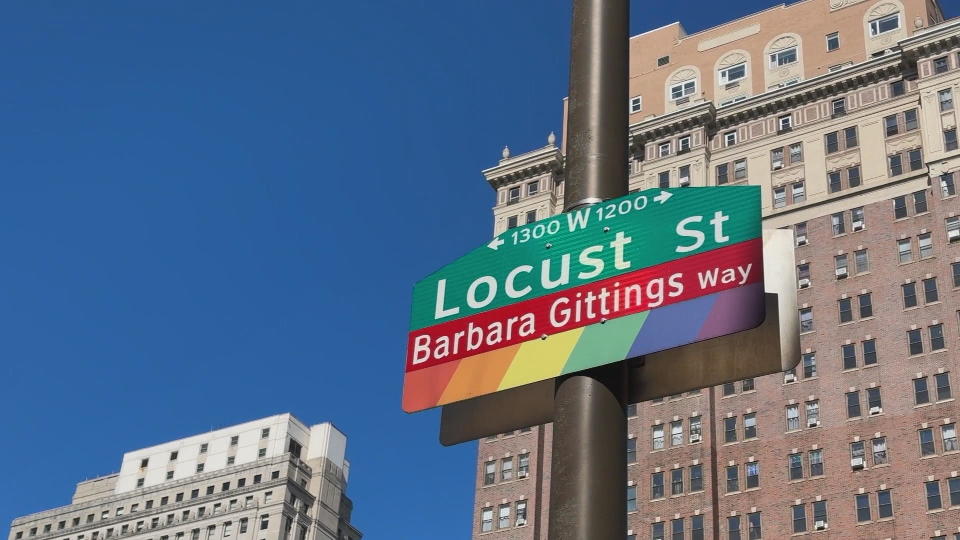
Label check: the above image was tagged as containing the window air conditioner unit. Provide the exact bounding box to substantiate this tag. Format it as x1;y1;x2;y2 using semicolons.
784;373;797;383
796;235;807;246
950;230;960;242
835;267;848;278
815;521;827;531
869;406;882;415
516;519;527;527
852;220;864;231
798;278;810;289
676;97;690;105
773;161;784;170
679;177;690;186
850;457;865;469
517;471;528;479
808;418;820;427
690;434;702;443
725;82;740;90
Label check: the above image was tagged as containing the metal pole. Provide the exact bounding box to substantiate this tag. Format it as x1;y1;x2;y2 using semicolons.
549;1;629;540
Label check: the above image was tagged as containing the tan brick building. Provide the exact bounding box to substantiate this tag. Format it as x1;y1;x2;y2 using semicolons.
475;1;960;538
7;415;361;540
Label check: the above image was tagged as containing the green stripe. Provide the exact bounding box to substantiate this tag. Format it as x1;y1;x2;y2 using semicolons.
561;311;648;375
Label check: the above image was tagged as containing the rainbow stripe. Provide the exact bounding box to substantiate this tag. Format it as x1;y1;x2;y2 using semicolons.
401;282;763;412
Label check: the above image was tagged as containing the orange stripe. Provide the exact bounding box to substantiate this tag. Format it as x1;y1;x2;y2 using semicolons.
402;359;462;413
438;345;522;405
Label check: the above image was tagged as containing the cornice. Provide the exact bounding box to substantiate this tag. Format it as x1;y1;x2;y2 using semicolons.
482;144;563;189
628;101;714;145
901;18;960;59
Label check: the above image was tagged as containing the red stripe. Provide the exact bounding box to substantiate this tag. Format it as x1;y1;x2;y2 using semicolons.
405;238;763;372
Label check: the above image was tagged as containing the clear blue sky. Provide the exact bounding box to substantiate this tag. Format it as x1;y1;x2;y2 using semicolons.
0;1;913;537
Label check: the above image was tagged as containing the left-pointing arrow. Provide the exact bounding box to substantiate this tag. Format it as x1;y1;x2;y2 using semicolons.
488;237;505;250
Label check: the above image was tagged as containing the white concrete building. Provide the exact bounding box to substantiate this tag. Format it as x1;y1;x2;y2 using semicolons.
8;414;361;540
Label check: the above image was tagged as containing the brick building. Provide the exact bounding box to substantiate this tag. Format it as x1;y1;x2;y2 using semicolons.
474;0;960;538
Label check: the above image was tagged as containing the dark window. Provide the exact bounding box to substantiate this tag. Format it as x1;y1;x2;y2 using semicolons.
905;108;919;130
844;126;858;148
671;518;684;540
745;462;759;488
877;489;893;518
915;377;930;404
867;387;882;411
934;56;949;74
690;464;703;492
884;114;899;136
802;353;816;378
856;493;871;522
930;323;946;350
809;450;823;476
838;298;853;323
726;465;739;492
908;328;923;355
788;453;803;480
792;504;806;533
949;477;960;506
936;372;952;400
946;128;958;151
859;293;872;318
846;391;861;418
716;164;729;185
651;523;664;540
890;80;905;96
888;154;903;176
747;512;761;540
626;438;637;463
652;471;664;499
863;339;877;365
723;382;736;396
812;501;827;525
893;195;907;219
903;282;918;308
724;417;737;443
926;480;943;510
920;428;936;456
924;278;939;303
825;132;839;154
909;148;923;170
692;515;704;540
671;468;684;495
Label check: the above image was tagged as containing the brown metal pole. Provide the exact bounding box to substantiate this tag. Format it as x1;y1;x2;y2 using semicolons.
549;1;629;540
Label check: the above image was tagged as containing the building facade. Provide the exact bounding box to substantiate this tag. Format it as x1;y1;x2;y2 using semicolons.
8;415;361;540
475;1;960;538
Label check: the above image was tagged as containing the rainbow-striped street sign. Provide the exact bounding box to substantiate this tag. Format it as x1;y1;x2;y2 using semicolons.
403;186;764;412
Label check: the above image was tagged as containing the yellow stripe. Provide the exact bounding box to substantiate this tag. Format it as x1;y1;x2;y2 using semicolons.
498;327;584;390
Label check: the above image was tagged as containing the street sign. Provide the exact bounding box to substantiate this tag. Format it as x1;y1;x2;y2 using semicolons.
403;186;764;412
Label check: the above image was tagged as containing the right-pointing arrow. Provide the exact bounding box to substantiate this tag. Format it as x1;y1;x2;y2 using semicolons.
653;190;672;204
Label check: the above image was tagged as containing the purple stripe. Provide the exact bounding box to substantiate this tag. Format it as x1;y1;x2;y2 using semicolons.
627;294;716;358
696;282;765;340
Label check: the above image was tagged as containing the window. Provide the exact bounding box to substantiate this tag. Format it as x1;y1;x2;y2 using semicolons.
773;186;786;209
724;131;737;146
903;281;920;308
828;171;841;193
692;515;704;540
724;417;737;443
809;449;823;476
951;478;960;506
196;463;204;473
831;212;845;235
678;135;691;152
926;480;943;510
671;518;684;540
846;391;861;418
942;423;958;452
934;56;949;74
897;238;913;263
690;464;703;491
946;128;958;151
716;163;729;185
525;210;537;225
788;453;803;480
795;222;807;246
826;32;840;51
671;468;684;495
855;494;871;522
259;516;270;531
939;89;954;111
937;372;952;400
166;471;174;480
873;437;888;465
719;63;747;85
923;277;939;303
671;420;683;446
507;215;518;229
859;293;872;318
867;387;882;412
832;98;846;117
745;462;760;489
651;472;664;499
483;461;495;485
920;427;936;456
825;131;839;153
658;142;671;158
500;457;513;481
869;13;900;36
653;425;665;450
671;79;696;100
690;416;702;443
852;250;868;276
786;404;800;431
199;443;208;454
658;171;670;189
498;504;510;529
806;401;820;427
884;114;898;136
629;96;643;113
507;186;520;204
799;307;813;332
480;508;493;532
727;516;741;540
851;440;866;467
838;297;852;323
651;523;665;540
770;47;797;67
516;500;527;525
909;148;923;171
726;465;739;492
842;343;857;370
931;323;946;350
888;154;903;176
877;489;893;518
915;377;930;404
913;189;929;211
257;448;266;458
891;79;905;96
941;172;956;198
812;500;828;528
744;413;757;439
658;55;670;67
746;512;761;539
792;504;806;533
801;352;816;378
733;159;747;180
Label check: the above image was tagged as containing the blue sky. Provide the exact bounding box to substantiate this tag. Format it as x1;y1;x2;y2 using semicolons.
0;1;925;538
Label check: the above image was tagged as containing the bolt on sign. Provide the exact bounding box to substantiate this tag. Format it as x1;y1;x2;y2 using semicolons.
403;186;764;413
